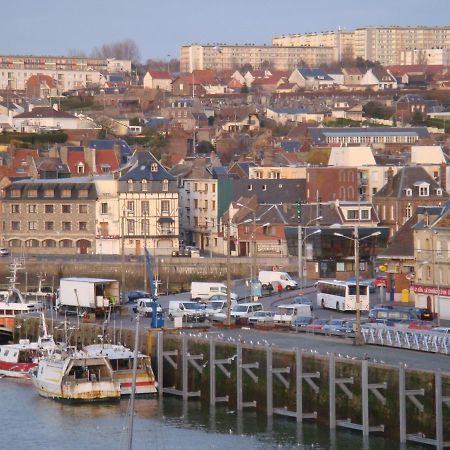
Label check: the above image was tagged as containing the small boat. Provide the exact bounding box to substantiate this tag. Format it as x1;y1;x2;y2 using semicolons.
83;343;157;396
0;315;56;379
31;349;121;402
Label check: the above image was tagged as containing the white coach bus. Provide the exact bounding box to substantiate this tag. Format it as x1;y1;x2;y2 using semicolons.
316;280;369;312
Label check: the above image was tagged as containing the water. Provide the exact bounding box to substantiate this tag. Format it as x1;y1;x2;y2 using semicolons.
1;379;422;450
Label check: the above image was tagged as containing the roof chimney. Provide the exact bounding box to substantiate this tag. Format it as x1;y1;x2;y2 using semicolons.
387;167;394;191
440;162;447;192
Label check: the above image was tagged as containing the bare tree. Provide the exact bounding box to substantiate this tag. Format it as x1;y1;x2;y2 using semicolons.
91;39;141;63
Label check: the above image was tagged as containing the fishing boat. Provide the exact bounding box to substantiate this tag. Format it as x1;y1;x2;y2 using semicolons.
83;343;157;396
31;348;121;402
0;313;56;378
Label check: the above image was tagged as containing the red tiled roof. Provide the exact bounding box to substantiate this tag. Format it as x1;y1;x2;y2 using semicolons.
26;74;57;88
387;65;448;76
252;76;279;85
11;148;39;177
94;149;119;173
67;150;90;175
147;70;172;80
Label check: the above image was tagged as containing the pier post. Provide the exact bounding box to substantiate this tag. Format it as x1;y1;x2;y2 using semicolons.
157;331;163;398
329;353;336;429
237;343;243;411
266;347;273;417
435;370;443;449
362;359;369;436
399;364;406;444
209;337;216;406
296;348;302;423
182;334;188;400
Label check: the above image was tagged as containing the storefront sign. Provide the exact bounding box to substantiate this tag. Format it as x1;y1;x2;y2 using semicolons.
95;235;120;240
411;284;450;296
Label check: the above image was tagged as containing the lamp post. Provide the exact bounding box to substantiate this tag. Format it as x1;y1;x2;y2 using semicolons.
143;210;148;292
121;205;126;300
298;214;322;291
236;203;258;284
226;216;231;327
333;227;381;345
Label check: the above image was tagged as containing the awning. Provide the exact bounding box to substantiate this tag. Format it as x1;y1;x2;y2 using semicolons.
158;217;174;223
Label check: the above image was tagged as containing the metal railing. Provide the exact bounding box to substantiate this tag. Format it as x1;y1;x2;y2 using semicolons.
361;326;450;354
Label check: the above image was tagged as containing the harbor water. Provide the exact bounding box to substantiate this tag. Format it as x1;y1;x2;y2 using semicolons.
1;378;424;450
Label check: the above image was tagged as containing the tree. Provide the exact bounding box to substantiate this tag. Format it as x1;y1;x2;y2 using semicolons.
91;39;140;64
260;60;273;71
411;109;425;125
196;140;214;154
363;101;393;120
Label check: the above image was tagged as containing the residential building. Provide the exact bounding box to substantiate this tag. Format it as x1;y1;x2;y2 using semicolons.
306;167;359;202
273;26;450;65
1;177;97;254
180;44;337;72
143;70;173;91
373;166;449;237
288;68;335;90
412;203;450;319
117;151;179;256
266;107;324;124
360;66;397;90
400;48;449;65
249;166;306;180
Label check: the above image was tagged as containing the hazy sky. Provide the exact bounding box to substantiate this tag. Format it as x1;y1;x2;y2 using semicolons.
1;0;449;61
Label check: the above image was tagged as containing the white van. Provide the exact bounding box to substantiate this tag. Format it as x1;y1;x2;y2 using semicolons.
190;282;238;302
273;304;311;324
168;300;206;322
230;302;263;319
258;271;298;290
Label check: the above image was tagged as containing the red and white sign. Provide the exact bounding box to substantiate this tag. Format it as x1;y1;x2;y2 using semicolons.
374;277;387;287
411;284;450;296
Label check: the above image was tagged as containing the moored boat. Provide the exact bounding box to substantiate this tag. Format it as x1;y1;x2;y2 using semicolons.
31;349;121;402
83;344;157;396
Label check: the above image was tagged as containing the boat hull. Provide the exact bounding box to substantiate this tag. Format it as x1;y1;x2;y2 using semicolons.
0;361;36;379
114;371;157;396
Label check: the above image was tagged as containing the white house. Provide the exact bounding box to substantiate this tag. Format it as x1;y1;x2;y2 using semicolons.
360;67;397;91
143;70;172;91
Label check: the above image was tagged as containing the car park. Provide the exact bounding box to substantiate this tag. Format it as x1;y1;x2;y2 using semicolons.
248;311;275;326
291;296;314;311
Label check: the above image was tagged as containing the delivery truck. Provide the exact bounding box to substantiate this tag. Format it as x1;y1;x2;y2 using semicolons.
57;277;120;315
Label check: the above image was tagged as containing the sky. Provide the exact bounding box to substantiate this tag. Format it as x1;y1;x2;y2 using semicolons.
1;0;449;61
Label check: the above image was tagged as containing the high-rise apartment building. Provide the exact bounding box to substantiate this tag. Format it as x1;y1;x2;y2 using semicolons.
180;44;337;72
273;26;450;65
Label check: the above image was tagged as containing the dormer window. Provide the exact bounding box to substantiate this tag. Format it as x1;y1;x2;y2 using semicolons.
419;186;429;196
405;188;412;197
77;162;85;174
436;188;443;196
141;179;148;192
127;179;133;192
151;163;158;172
162;179;169;192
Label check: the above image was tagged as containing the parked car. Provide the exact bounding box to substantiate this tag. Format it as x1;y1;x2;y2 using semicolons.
209;294;228;302
292;316;314;329
432;327;450;334
0;248;9;257
230;302;263;319
408;307;433;321
291;296;314;311
132;299;162;317
248;311;275;326
168;300;207;322
322;319;348;333
305;319;329;331
408;320;435;331
127;290;151;302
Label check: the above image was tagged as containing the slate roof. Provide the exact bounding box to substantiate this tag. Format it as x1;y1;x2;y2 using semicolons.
378;214;416;259
297;68;333;81
374;166;449;199
269;107;310;114
119;151;175;182
14;107;75;119
280;140;302;152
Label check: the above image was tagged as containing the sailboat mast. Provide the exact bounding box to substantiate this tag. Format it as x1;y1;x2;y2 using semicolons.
127;313;140;450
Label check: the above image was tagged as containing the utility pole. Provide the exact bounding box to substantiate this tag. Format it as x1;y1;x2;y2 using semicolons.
297;200;303;289
143;211;148;292
121;207;126;300
354;225;363;345
252;211;257;286
226;217;231;327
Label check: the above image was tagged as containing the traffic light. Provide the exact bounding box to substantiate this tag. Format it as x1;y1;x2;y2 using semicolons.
296;201;302;220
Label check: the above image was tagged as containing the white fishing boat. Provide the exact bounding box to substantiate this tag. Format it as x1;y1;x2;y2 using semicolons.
31;349;121;402
0;313;56;378
83;343;157;396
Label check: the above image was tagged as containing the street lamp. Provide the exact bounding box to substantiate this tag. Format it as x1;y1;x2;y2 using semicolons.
298;216;322;291
236;203;258;284
333;227;381;345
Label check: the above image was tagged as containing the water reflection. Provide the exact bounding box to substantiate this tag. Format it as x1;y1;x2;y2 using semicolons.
2;380;423;450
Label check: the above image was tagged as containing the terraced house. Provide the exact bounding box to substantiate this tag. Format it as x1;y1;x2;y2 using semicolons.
1;177;97;254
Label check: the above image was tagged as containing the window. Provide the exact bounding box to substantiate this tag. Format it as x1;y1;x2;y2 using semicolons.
11;204;19;213
405;203;412;219
194;199;198;209
11;221;20;231
162;179;169;192
45;221;54;231
79;205;88;214
11;189;21;198
436;188;443;196
212;200;216;210
127;219;135;234
45;204;54;214
151;163;158;172
101;203;108;214
62;222;71;231
248;185;253;191
212;184;216;193
419;186;429;196
141;179;148;192
127;179;133;192
77;163;84;174
62;205;71;213
28;221;37;231
204;184;208;193
44;189;54;198
28;189;38;198
347;210;359;220
127;201;134;214
161;200;170;215
28;204;37;213
361;210;369;220
142;219;149;235
405;188;412;197
79;222;87;231
61;189;71;198
78;189;88;198
142;201;149;215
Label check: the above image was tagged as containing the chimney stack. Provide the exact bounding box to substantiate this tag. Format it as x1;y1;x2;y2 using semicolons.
440;163;447;192
387;167;394;192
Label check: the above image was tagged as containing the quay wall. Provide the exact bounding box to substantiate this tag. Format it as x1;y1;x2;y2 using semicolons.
17;317;450;444
0;256;295;292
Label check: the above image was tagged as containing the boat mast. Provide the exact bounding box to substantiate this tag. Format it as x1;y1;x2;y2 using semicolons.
127;313;140;450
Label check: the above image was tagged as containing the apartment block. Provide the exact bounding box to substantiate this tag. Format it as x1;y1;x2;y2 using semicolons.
273;26;450;65
180;44;337;72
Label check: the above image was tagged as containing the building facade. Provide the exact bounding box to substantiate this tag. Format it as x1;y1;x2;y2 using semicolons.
180;44;337;72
